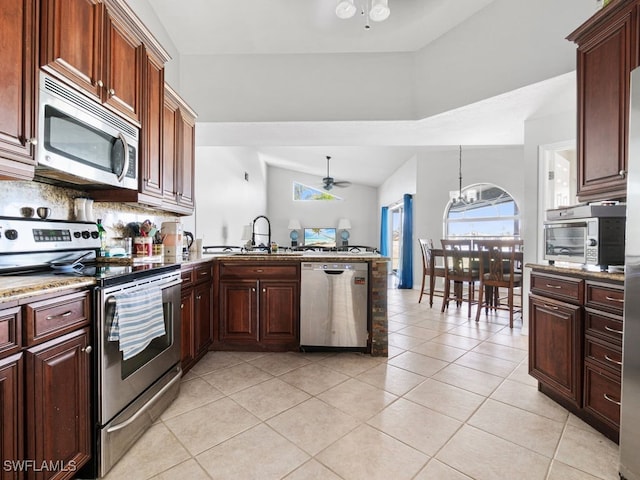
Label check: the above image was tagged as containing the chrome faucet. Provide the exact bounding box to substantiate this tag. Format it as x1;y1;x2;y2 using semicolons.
251;215;271;252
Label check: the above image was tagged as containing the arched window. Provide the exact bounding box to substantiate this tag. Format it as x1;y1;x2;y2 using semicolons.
445;184;520;239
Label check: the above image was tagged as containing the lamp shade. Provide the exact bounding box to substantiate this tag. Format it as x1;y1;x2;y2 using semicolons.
336;0;357;19
287;219;301;230
337;218;352;230
370;0;390;21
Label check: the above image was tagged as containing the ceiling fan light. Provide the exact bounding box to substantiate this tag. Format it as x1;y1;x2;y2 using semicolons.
370;0;390;21
336;0;357;19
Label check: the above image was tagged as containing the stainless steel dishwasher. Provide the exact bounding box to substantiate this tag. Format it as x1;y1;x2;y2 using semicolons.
300;262;369;349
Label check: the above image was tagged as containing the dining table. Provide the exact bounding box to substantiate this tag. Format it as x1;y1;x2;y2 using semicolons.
428;246;523;309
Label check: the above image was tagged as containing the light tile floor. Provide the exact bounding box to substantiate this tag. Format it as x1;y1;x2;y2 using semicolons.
101;289;620;480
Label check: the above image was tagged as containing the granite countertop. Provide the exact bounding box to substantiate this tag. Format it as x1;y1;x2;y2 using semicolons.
0;275;96;304
526;262;625;283
201;252;389;262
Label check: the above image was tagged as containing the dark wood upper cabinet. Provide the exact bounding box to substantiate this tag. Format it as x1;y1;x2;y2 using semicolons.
0;0;38;180
568;0;640;201
40;0;143;125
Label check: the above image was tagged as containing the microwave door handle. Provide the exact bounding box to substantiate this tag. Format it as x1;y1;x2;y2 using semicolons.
116;132;129;183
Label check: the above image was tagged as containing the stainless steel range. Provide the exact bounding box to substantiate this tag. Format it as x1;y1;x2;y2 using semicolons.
0;216;182;478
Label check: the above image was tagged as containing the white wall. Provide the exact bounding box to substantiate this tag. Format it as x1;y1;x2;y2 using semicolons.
521;109;577;331
378;155;418;208
413;146;526;288
193;147;268;246
179;53;415;122
413;0;593;120
267;166;378;247
172;1;593;123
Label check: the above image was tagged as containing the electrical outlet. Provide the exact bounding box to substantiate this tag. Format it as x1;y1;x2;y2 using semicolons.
244;172;249;181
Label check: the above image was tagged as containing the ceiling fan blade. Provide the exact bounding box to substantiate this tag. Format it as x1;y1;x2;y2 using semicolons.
332;181;352;188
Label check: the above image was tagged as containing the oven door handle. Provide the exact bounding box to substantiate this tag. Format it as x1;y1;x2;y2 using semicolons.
105;367;182;434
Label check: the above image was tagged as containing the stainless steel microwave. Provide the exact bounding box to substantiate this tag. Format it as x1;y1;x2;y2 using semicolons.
544;216;625;269
35;72;138;190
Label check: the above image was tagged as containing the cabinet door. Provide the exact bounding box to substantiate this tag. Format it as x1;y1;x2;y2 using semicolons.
180;289;195;372
0;0;37;179
259;281;299;346
102;10;142;124
139;52;164;200
0;353;23;479
161;87;179;206
25;328;90;480
194;281;213;357
176;110;195;211
529;294;583;406
575;10;632;201
219;281;258;344
40;0;103;101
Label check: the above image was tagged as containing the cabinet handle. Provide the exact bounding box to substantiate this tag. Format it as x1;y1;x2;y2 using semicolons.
263;288;266;293
26;137;37;146
46;310;72;320
97;80;104;88
543;303;559;310
108;88;116;97
82;345;92;354
180;303;184;309
604;325;623;335
196;295;201;300
619;169;627;178
603;393;621;406
255;269;264;273
604;354;622;366
604;295;624;303
545;284;562;289
252;288;256;292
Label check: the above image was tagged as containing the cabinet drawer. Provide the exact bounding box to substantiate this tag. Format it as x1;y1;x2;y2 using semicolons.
585;281;624;315
24;291;90;346
585;337;622;375
181;267;194;288
531;273;583;304
584;362;621;427
0;306;21;358
220;263;299;280
585;308;623;346
194;263;212;283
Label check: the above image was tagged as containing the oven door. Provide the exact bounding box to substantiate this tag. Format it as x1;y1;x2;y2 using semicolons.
543;220;587;263
96;271;182;425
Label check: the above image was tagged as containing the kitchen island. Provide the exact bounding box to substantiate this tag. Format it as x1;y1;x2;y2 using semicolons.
195;252;389;357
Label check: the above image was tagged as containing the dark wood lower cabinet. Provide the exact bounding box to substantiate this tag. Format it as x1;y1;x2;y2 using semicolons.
180;263;213;373
529;294;583;407
529;269;624;443
217;263;300;351
25;328;90;480
0;353;23;480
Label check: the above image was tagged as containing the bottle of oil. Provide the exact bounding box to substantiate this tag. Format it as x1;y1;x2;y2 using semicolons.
97;219;107;256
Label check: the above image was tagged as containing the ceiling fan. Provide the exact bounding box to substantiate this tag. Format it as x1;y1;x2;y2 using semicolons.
322;156;352;190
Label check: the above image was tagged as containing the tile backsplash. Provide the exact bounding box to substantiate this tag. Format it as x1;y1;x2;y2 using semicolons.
1;181;181;242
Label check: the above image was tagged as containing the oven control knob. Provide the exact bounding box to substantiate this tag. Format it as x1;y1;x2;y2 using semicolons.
90;231;99;239
5;229;18;240
73;231;81;239
81;231;90;239
588;239;598;247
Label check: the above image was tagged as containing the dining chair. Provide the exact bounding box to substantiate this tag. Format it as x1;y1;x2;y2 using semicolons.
440;239;479;318
474;239;523;328
418;238;445;307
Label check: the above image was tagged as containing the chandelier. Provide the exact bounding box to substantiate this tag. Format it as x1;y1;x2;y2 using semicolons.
336;0;390;29
449;146;477;206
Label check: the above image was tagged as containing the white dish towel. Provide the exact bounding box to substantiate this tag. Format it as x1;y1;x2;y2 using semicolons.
108;287;166;360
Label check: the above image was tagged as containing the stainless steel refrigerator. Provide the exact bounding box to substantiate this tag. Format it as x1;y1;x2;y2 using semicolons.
620;66;640;480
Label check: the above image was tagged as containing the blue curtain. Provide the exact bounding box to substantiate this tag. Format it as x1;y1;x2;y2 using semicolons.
379;206;389;257
398;194;413;289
